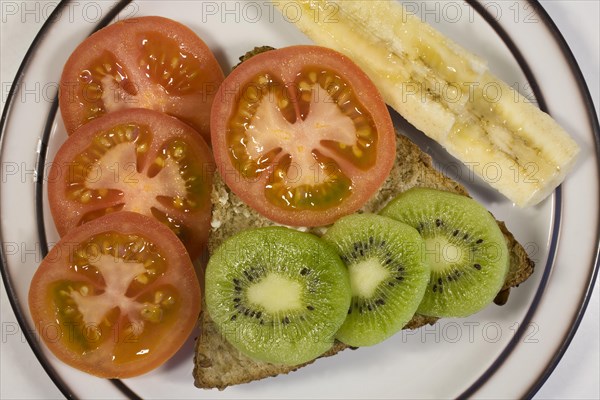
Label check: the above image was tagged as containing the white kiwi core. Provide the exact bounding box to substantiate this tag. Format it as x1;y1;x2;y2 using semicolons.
247;273;303;313
424;236;466;271
348;258;390;298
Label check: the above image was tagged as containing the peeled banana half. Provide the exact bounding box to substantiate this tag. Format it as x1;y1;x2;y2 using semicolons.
276;0;580;207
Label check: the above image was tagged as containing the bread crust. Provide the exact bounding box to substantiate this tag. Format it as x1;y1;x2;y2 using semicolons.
193;134;534;390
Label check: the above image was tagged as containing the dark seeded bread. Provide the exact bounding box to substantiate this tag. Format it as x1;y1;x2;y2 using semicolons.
193;133;534;390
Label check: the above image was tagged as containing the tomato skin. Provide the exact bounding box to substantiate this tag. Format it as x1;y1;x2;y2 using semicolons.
59;16;224;144
48;108;214;260
28;211;201;379
211;45;396;227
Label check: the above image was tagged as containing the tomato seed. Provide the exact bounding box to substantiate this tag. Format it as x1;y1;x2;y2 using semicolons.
172;146;185;160
80;191;93;203
337;88;351;104
162;296;175;307
299;80;311;91
154;291;164;304
257;75;269;85
99;137;111;147
357;137;371;148
136;143;148;153
173;197;184;208
154;157;165;167
321;74;333;89
278;98;289;109
352;146;363;158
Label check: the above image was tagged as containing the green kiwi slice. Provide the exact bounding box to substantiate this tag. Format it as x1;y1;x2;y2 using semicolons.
322;214;430;347
205;226;351;365
380;188;509;318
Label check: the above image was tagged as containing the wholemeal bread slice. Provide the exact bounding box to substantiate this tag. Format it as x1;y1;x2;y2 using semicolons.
193;133;534;390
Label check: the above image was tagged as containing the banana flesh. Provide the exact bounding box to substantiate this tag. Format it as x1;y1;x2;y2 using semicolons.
277;0;579;207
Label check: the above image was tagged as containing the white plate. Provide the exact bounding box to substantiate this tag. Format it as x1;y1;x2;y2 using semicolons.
1;1;598;399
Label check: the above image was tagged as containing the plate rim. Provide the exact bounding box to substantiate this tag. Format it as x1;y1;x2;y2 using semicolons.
0;1;598;399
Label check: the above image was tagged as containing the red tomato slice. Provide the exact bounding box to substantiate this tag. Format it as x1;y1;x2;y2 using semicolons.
28;211;201;378
48;108;213;260
211;45;396;227
59;16;224;144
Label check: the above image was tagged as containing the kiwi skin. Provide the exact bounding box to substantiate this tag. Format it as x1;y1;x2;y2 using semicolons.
323;213;430;347
204;226;351;366
381;188;509;318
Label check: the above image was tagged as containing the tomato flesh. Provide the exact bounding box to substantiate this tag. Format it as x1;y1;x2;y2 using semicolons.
60;16;224;143
49;108;213;259
212;46;396;226
29;212;200;378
